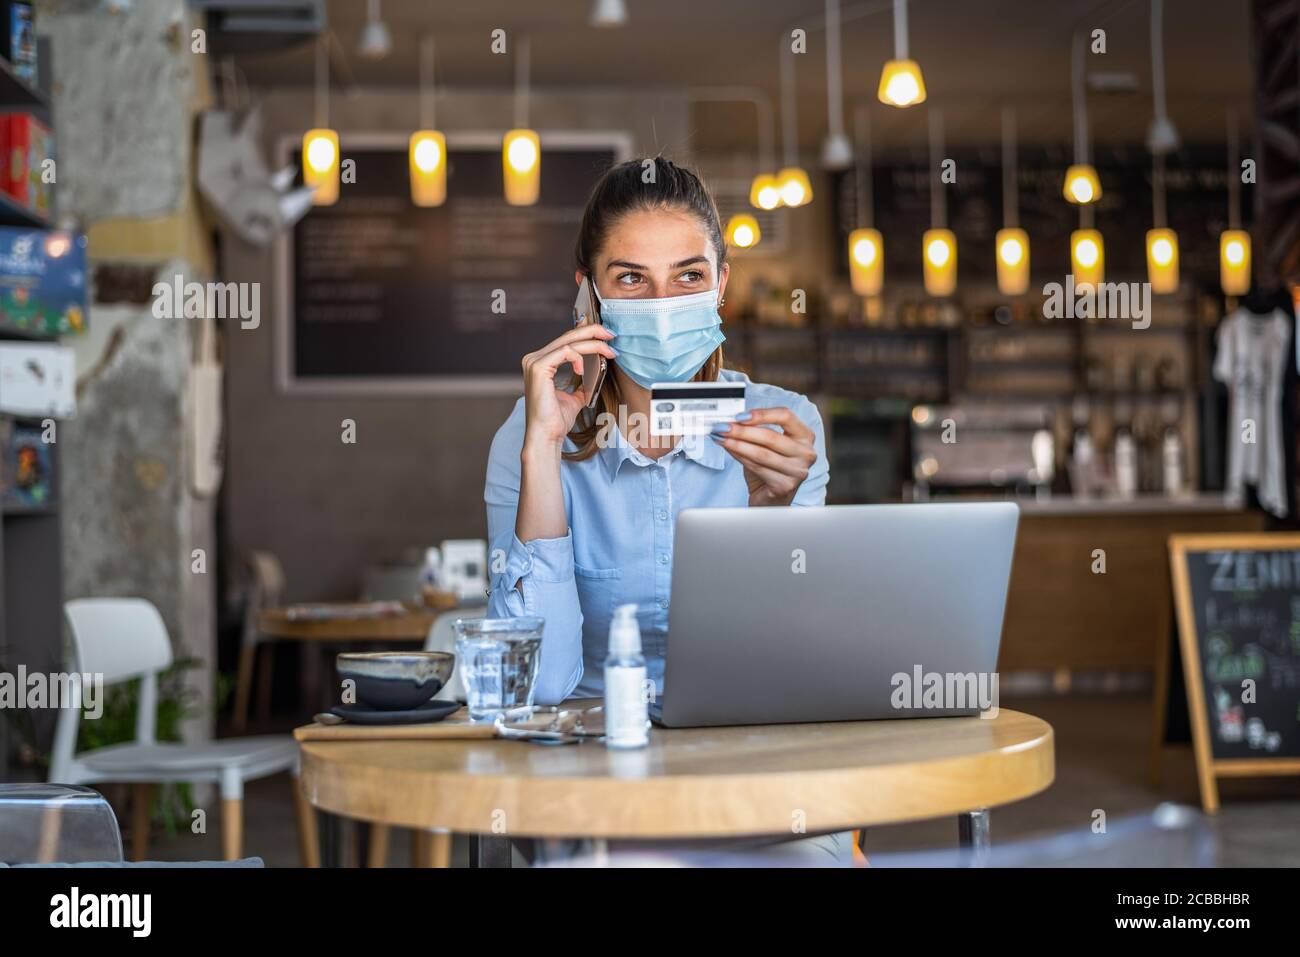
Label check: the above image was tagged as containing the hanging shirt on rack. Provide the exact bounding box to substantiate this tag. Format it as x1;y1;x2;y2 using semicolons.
1213;307;1291;517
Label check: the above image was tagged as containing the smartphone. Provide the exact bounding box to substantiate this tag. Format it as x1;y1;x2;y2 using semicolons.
572;276;606;408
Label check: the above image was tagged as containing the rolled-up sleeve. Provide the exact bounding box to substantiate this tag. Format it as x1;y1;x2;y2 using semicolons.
792;396;829;507
484;401;585;703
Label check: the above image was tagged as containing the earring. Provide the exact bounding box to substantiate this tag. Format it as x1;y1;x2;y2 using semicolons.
719;298;726;306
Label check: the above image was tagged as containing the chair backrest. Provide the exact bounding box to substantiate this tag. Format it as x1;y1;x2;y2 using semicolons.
424;607;484;701
64;598;173;684
242;551;286;645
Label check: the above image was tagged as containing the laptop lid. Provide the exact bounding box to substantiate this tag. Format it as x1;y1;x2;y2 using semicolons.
660;502;1019;727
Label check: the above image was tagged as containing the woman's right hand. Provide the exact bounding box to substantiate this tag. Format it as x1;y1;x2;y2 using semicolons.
520;324;618;452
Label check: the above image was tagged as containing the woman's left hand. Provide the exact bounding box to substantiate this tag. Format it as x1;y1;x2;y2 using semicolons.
711;407;818;507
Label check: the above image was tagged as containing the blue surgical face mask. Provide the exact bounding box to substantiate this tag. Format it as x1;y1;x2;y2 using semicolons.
594;286;725;390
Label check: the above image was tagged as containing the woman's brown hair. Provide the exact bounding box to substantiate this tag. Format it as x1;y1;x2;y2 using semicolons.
564;157;727;462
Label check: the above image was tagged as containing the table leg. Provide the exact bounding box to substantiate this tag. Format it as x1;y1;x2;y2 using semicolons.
957;808;990;865
468;834;513;868
319;811;342;868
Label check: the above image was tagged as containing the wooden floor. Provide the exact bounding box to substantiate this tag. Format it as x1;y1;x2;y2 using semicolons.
136;692;1300;867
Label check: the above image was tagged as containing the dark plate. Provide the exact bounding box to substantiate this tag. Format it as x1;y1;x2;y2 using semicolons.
329;699;461;725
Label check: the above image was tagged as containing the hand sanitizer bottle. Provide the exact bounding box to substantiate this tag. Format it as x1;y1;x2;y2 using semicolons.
604;604;649;749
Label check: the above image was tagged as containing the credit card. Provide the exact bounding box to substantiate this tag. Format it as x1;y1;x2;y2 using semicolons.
649;381;746;436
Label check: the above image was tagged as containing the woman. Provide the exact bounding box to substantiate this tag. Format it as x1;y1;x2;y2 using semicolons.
485;158;846;862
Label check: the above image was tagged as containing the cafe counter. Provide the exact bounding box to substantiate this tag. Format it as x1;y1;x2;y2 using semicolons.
995;493;1268;672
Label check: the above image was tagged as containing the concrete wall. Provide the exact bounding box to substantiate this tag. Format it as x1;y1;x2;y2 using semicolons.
42;0;216;747
222;87;692;601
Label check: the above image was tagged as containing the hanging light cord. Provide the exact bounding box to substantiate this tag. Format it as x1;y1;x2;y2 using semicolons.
1071;30;1088;167
1002;106;1018;230
854;106;873;229
420;35;436;130
314;32;328;129
1227;110;1241;231
514;36;530;129
825;0;846;146
893;0;908;59
929;107;945;229
1150;0;1168;129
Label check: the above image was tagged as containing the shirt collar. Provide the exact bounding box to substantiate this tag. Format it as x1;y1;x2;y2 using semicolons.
596;417;729;481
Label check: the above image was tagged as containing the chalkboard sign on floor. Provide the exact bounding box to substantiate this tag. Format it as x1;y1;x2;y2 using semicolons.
1165;534;1300;812
275;132;632;394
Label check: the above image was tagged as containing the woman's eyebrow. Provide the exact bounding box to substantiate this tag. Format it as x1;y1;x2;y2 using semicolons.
672;256;710;269
605;259;646;271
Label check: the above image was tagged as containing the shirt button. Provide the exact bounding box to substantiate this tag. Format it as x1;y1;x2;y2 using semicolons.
657;510;668;521
659;554;669;565
658;598;668;608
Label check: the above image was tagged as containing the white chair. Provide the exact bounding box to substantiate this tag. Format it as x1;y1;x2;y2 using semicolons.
51;597;318;865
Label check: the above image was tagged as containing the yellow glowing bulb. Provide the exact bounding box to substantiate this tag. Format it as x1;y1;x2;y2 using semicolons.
307;137;336;172
302;128;340;205
750;173;781;211
776;167;813;208
1063;164;1102;205
1220;230;1251;296
726;213;761;249
853;236;878;266
507;136;538;173
877;59;927;108
995;228;1029;296
1071;228;1104;287
502;129;541;206
1146;227;1179;294
848;228;883;296
409;130;447;206
1076;239;1099;268
413;138;441;173
922;228;956;296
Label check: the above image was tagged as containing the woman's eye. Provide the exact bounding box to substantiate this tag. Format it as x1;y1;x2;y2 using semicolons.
616;272;644;287
678;270;704;284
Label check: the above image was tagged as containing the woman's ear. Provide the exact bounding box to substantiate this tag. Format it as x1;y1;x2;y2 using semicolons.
575;269;585;287
717;261;731;300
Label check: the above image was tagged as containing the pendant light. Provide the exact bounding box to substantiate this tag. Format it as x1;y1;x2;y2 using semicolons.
303;34;339;206
503;36;540;206
1220;111;1250;296
358;0;392;60
1146;155;1178;293
1145;0;1180;155
820;0;853;169
996;107;1029;296
1071;225;1104;289
848;106;882;296
1063;32;1101;205
776;36;813;207
923;108;955;297
878;0;926;108
410;36;446;207
726;214;761;249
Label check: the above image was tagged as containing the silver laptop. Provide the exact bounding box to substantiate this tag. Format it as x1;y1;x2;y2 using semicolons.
651;502;1019;728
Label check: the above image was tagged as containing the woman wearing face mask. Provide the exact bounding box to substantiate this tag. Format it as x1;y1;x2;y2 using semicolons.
487;156;826;697
485;158;843;862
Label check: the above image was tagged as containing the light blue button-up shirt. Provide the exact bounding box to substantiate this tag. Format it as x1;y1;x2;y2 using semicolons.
484;369;828;704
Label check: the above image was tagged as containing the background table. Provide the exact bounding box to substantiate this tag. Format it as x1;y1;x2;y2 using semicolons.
299;706;1055;866
237;604;438;728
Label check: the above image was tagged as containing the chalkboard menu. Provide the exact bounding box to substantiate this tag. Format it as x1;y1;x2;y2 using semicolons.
1166;534;1300;812
279;135;627;391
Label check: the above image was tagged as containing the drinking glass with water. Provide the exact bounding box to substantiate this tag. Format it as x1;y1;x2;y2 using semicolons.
453;617;544;722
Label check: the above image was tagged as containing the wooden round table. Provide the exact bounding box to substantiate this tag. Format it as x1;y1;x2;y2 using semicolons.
299;707;1054;865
